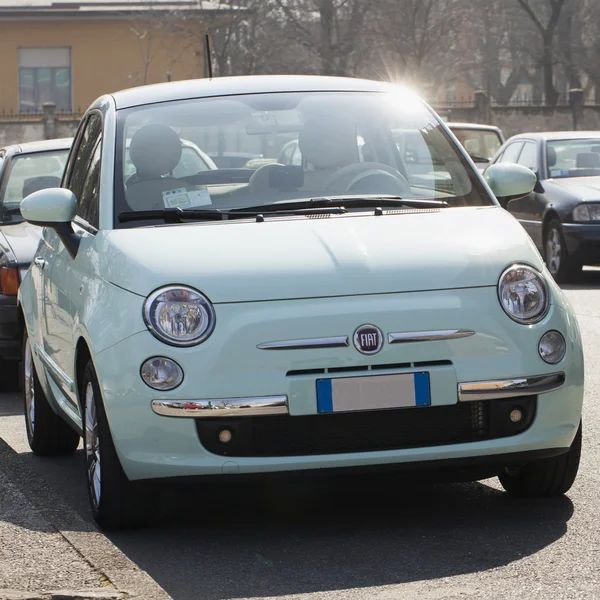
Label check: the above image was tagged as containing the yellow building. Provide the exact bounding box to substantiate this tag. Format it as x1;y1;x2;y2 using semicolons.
0;1;232;115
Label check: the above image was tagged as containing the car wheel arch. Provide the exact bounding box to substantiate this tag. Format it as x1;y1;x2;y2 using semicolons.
542;210;561;240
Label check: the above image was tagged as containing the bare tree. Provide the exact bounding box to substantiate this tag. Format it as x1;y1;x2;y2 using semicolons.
514;0;569;105
273;0;374;76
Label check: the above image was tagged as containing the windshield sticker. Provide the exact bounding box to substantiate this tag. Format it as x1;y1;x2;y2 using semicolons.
550;169;569;178
162;187;212;208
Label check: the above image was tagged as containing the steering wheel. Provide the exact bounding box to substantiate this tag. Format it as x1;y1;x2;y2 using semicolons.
325;162;412;195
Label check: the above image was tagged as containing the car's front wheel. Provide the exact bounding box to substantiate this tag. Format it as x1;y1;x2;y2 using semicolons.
544;219;582;283
81;359;150;530
499;422;582;498
23;330;80;456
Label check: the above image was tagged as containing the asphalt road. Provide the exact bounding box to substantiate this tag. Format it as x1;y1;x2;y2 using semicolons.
2;272;600;600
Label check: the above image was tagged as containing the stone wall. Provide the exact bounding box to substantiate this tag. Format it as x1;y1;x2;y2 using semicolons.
0;103;80;147
436;104;600;139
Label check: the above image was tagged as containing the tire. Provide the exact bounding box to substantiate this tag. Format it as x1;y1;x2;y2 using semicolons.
23;329;80;456
81;359;150;530
499;422;582;498
544;219;582;283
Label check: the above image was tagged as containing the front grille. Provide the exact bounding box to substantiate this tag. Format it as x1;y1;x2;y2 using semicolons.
195;396;536;458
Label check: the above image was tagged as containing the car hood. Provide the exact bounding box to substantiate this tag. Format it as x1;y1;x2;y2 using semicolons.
102;207;543;303
0;221;42;265
547;176;600;201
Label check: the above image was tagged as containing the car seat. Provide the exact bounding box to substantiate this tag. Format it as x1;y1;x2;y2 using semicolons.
125;124;191;211
297;115;359;192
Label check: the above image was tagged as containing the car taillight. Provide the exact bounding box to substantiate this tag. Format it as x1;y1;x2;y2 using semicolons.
0;267;20;296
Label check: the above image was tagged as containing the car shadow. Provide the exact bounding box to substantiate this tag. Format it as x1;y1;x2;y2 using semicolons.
0;436;576;599
562;268;600;290
107;473;575;600
0;390;22;417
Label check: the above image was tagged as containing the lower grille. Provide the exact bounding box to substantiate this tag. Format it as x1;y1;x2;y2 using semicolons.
195;396;536;458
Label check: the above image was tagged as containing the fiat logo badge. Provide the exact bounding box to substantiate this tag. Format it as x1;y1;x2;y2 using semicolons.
353;324;384;355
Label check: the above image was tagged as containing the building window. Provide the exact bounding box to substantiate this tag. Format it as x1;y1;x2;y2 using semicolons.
18;47;71;113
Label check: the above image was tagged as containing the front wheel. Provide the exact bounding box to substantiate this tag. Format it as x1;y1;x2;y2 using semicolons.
23;329;79;456
544;220;582;283
81;359;152;530
499;423;582;498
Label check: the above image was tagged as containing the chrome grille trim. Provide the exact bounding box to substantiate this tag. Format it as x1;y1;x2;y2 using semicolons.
388;330;475;344
257;336;349;350
458;372;565;402
151;395;289;418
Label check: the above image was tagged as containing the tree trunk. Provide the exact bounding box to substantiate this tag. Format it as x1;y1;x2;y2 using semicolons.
542;35;559;105
319;0;336;76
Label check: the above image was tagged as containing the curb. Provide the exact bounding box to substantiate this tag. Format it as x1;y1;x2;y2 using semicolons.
1;591;125;600
0;439;171;600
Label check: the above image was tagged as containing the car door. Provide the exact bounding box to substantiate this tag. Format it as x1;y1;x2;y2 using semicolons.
504;141;545;249
41;112;102;408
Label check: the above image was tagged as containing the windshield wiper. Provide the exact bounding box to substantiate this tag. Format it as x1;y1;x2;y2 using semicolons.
118;206;347;224
468;155;491;163
231;196;449;214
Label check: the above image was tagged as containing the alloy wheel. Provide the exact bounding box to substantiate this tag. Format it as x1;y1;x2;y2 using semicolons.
24;338;35;437
546;227;562;275
84;382;101;509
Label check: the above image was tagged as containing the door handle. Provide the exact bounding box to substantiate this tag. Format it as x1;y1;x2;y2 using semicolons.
33;257;46;270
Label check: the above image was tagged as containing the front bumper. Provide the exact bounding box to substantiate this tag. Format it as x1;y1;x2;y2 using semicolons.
93;286;584;481
562;222;600;265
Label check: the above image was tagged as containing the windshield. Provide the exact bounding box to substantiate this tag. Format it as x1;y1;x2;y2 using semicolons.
115;91;491;227
449;128;502;163
0;149;69;223
547;139;600;179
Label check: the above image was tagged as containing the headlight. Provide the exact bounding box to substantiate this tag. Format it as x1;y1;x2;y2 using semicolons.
498;264;549;324
143;286;215;346
573;204;600;221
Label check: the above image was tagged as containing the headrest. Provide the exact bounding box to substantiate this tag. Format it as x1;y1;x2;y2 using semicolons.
576;152;600;169
298;116;357;170
591;145;600;154
129;124;182;178
546;147;557;167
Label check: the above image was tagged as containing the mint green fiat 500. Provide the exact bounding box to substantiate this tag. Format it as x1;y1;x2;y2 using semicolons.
18;76;583;530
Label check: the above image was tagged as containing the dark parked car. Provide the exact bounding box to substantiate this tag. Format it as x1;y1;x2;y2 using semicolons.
488;131;600;282
0;138;71;374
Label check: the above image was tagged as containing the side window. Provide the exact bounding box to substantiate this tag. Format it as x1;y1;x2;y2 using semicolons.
517;142;538;173
68;113;102;202
77;139;101;228
500;142;524;164
67;113;102;229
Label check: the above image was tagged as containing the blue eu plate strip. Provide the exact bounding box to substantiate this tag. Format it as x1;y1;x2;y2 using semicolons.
316;379;333;413
414;372;431;406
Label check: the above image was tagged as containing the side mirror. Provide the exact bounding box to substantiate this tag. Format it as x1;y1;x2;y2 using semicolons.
484;163;536;209
20;188;81;259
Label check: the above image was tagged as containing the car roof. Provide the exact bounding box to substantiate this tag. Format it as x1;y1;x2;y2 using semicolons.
507;131;600;142
446;122;502;132
1;137;72;155
109;75;410;110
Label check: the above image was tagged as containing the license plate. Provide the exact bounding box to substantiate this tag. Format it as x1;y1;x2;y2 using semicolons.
316;372;430;413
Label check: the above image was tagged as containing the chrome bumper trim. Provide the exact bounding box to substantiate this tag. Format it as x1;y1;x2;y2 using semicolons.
257;336;349;350
388;329;475;344
151;395;289;418
458;372;565;402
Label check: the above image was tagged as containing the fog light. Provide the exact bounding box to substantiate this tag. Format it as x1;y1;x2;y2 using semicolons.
218;428;233;444
510;408;523;423
140;357;183;391
538;330;566;364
